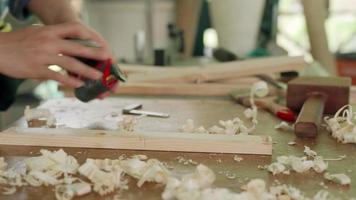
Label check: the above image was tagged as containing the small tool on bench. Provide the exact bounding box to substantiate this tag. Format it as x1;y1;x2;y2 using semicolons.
123;104;170;118
287;76;351;138
70;39;127;102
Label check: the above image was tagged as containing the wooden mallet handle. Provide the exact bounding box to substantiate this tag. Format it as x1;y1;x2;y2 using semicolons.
294;93;326;138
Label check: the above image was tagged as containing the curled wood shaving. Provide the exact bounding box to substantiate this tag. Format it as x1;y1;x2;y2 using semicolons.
304;146;317;158
162;164;216;200
24;105;56;128
323;155;346;161
324;173;351;186
55;182;91;200
275;121;294;132
324;105;356;143
78;159;127;196
1;187;16;195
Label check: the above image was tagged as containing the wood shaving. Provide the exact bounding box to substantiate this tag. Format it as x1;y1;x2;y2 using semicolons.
24;105;56;128
274;121;294;132
55;182;91;200
0;148;348;200
324;173;351;185
233;155;243;162
224;171;237;180
1;187;16;195
304;146;317;158
323;155;346;161
118;116;138;132
78;159;127;195
267;162;286;175
180;81;269;135
0;157;8;170
288;141;297;146
267;146;328;175
176;156;198;165
324;105;356;143
161;164;216;200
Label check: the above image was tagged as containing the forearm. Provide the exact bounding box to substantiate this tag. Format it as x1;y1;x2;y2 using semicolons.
27;0;80;25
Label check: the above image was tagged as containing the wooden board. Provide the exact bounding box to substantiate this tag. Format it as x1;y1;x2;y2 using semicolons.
0;127;272;155
60;83;247;97
127;56;307;83
114;83;244;96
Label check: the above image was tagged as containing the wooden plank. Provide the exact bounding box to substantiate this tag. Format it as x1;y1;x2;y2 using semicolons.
114;83;244;96
127;56;307;83
59;83;246;96
0;127;272;155
120;63;184;75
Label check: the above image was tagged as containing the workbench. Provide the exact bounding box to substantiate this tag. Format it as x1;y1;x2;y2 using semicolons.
1;95;356;199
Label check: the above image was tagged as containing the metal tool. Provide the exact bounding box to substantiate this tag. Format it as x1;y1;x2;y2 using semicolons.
122;104;170;118
70;39;127;102
287;76;351;138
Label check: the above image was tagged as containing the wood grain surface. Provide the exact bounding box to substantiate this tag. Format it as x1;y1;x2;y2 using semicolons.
0;127;272;155
1;97;355;199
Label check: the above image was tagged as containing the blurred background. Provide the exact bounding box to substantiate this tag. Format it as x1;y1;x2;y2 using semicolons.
1;0;356;129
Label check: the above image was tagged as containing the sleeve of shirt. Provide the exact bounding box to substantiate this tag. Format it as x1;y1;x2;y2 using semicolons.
0;74;24;111
8;0;31;20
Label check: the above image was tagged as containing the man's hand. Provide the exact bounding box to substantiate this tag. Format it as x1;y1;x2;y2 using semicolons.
0;22;113;88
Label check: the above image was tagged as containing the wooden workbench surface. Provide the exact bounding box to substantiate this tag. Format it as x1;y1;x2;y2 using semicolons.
1;97;356;199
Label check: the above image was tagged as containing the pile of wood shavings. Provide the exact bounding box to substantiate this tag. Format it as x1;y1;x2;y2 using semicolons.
24;105;56;128
0;149;342;200
181;81;269;135
324;105;356;144
267;146;328;175
267;146;351;186
0;149;169;199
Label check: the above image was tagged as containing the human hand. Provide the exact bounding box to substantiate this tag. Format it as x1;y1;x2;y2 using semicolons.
0;22;113;88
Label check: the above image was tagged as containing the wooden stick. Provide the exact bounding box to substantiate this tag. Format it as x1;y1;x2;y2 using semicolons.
0;127;272;155
60;83;248;97
127;56;307;83
113;83;245;96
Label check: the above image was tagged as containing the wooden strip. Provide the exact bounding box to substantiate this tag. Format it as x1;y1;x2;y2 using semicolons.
127;56;307;83
120;63;185;75
0;127;272;155
60;83;248;96
113;83;245;96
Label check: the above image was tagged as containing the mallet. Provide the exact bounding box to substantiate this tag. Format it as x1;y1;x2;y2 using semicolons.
287;76;351;138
